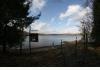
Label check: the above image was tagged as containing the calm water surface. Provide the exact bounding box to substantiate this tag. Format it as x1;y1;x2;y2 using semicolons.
23;34;82;48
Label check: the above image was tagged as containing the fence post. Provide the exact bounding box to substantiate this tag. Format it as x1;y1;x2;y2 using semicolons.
20;42;22;54
85;32;88;50
60;40;66;66
29;25;31;54
75;36;78;56
20;27;24;55
52;41;55;48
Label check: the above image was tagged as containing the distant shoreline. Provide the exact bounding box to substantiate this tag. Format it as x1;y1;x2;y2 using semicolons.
39;33;81;36
24;31;81;36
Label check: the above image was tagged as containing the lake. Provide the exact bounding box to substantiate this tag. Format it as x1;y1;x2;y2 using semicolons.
22;34;82;48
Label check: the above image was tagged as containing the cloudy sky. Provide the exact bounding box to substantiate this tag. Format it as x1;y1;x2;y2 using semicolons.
25;0;91;34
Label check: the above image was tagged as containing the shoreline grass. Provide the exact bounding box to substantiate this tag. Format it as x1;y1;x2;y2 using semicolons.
0;41;100;67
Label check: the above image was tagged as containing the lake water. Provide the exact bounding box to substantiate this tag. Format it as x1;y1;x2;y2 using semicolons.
23;34;82;48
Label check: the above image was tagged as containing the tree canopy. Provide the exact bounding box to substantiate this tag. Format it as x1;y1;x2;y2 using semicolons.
91;0;100;46
0;0;41;52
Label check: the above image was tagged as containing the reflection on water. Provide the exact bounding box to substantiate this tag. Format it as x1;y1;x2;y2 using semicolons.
23;34;82;48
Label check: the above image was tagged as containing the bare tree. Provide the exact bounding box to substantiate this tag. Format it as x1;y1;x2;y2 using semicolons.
80;10;93;49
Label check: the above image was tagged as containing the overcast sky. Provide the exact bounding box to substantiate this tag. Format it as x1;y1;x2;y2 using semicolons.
25;0;91;34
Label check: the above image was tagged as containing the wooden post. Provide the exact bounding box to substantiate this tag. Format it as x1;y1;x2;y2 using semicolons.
60;40;66;66
85;32;88;52
75;36;78;56
52;41;55;48
2;42;6;53
20;42;22;54
83;27;86;50
29;25;31;54
20;28;23;55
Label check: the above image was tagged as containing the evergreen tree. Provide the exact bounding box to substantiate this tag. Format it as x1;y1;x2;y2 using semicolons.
0;0;41;52
91;0;100;47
